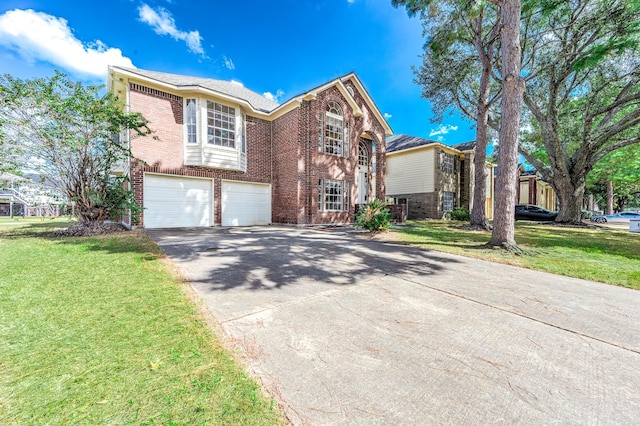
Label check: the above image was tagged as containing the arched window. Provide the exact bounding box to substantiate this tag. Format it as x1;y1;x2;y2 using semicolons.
320;102;345;156
358;140;368;166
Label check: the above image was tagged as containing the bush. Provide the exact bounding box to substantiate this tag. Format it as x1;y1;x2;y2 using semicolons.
581;210;593;219
356;199;392;232
449;207;470;221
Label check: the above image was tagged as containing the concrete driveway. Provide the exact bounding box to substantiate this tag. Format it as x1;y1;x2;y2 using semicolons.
148;226;640;425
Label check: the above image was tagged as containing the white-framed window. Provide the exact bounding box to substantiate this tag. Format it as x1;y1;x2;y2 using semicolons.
443;191;455;212
319;102;349;157
443;153;455;174
318;179;350;211
207;101;235;148
185;98;197;144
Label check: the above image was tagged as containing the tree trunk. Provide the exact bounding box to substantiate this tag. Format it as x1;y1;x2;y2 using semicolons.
606;180;614;214
488;0;525;250
471;110;490;230
470;16;494;231
554;175;585;223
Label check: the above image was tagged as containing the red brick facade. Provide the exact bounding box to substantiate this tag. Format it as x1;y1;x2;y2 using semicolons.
123;76;387;227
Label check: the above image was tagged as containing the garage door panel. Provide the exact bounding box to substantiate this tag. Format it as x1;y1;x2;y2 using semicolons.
222;181;271;226
144;174;212;228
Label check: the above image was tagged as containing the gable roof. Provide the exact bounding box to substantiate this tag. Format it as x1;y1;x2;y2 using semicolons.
110;67;279;113
272;72;393;136
109;66;393;135
386;134;440;153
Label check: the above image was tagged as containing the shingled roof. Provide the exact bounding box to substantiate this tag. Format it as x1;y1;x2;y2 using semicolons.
112;67;280;113
386;134;440;153
451;141;476;151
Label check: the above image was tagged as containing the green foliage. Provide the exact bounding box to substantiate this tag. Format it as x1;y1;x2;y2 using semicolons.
0;72;153;225
587;144;640;211
356;198;392;232
450;207;471;221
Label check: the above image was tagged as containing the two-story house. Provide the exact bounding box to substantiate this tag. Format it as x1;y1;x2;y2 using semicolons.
385;134;495;220
107;66;392;228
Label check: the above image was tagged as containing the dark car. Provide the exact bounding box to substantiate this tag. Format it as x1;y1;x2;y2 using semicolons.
514;204;558;221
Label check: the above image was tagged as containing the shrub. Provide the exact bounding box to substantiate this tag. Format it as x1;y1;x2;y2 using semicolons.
450;207;470;221
581;210;593;219
356;199;392;232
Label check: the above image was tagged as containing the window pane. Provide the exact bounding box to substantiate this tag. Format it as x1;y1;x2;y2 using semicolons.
206;101;236;148
185;98;197;144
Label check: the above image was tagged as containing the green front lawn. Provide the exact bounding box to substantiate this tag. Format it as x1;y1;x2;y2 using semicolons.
390;221;640;289
0;220;285;425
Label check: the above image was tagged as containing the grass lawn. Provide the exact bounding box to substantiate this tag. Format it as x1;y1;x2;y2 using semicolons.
390;220;640;289
0;219;286;425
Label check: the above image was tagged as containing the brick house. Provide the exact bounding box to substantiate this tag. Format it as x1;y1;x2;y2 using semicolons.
385;134;495;219
107;66;392;228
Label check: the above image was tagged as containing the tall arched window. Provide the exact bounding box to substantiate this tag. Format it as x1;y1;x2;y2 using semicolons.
322;102;344;156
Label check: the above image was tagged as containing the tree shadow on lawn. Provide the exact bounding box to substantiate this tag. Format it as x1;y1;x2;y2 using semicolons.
147;227;463;292
1;222;162;257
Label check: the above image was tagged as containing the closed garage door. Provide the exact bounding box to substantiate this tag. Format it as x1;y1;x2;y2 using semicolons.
222;181;271;226
144;174;213;228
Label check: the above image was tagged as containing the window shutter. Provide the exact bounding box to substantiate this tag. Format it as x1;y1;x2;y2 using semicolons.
344;123;350;158
318;113;324;153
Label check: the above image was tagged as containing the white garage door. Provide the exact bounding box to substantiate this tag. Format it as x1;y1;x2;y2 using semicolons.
221;181;271;226
143;174;212;228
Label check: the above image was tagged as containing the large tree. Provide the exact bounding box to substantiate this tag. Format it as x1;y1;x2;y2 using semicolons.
488;0;525;249
393;0;502;230
0;72;152;228
518;0;640;223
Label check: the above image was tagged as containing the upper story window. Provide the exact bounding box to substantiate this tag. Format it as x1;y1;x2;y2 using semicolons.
443;153;455;174
319;102;349;157
207;101;235;148
185;98;197;144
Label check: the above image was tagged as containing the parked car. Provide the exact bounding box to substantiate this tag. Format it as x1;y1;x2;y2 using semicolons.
590;211;640;224
514;204;558;221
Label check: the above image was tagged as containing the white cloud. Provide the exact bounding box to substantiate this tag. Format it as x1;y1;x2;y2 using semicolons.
347;0;357;3
138;3;204;56
230;80;243;87
429;124;459;141
223;55;235;70
384;112;392;119
263;89;284;104
0;9;134;79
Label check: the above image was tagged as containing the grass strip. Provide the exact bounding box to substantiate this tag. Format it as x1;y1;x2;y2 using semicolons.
390;221;640;289
0;220;285;425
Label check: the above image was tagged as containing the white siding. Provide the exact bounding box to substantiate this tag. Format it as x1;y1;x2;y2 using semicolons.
386;148;435;194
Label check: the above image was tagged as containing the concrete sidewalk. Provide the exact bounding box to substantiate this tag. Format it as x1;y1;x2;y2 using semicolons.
149;226;640;425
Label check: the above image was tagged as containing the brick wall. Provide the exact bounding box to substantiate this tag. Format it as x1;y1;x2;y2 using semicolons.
388;192;439;219
128;84;271;226
272;108;304;224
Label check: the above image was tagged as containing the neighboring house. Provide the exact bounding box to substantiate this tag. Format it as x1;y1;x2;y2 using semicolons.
517;166;557;211
385;134;495;220
107;66;392;228
0;172;65;217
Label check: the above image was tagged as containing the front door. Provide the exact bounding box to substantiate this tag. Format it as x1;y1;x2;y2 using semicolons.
357;140;368;204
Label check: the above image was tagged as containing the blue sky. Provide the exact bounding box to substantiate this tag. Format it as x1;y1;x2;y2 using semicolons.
0;0;475;144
